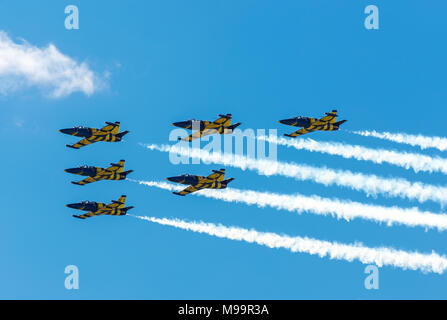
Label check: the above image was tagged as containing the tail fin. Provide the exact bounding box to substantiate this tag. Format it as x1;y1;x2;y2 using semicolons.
110;160;125;172
105;121;121;134
211;168;226;181
112;195;126;208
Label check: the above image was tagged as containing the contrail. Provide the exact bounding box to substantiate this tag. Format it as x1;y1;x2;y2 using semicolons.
142;143;447;205
131;179;447;231
352;130;447;152
132;215;447;274
260;135;447;174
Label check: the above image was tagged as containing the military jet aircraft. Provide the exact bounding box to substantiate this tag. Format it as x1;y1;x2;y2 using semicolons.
278;110;347;138
172;114;241;142
59;121;129;149
67;195;134;219
65;160;134;186
167;169;235;196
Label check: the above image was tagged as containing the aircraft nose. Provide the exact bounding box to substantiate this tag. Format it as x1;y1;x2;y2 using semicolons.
278;118;295;125
64;168;82;174
172;121;190;128
66;203;82;209
59;128;76;135
166;176;182;183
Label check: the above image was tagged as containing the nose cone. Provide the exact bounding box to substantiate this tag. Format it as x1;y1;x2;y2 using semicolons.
278;118;296;126
166;176;185;183
66;203;82;209
64;167;82;174
59;128;76;135
172;121;190;129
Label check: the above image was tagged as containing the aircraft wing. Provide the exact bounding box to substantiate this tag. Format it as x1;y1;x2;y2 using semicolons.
72;176;98;186
105;160;125;173
105;195;126;209
99;122;120;134
67;137;96;149
73;212;98;219
206;169;225;182
285;125;318;138
174;184;205;196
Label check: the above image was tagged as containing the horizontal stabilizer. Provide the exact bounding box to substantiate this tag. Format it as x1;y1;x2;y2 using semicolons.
227;123;241;130
116;131;129;139
223;178;235;185
334;120;347;127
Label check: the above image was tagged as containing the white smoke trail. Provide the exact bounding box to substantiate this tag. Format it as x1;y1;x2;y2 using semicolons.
142;143;447;205
131;179;447;231
132;215;447;274
352;130;447;152
260;135;447;174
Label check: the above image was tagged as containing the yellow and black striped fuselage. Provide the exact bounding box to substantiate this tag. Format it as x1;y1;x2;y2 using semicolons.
308;123;340;131
96;170;127;181
90;132;122;142
175;176;227;189
96;207;127;216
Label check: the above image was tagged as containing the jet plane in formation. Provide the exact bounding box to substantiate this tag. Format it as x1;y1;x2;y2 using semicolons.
172;114;241;141
59;121;129;149
278;110;347;138
67;195;134;219
167;169;235;196
65;160;134;186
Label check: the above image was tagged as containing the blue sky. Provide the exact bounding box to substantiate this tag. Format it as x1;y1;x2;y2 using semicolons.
1;1;447;299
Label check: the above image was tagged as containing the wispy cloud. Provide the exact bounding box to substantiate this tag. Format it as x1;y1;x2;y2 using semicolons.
352;130;447;152
133;179;447;231
0;31;105;98
133;215;447;274
143;144;447;205
261;135;447;174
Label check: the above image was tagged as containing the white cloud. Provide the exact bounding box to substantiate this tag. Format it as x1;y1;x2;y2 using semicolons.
0;31;104;98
